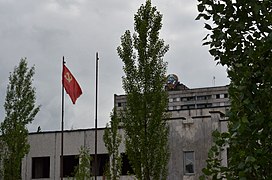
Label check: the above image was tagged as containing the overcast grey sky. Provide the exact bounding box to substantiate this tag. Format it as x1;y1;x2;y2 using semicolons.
0;0;229;132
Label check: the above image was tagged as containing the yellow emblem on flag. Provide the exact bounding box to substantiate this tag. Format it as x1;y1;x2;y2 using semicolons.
64;72;73;83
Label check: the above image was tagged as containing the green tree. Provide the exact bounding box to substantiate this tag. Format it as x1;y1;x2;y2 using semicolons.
103;108;122;180
0;58;40;179
0;138;6;179
197;0;272;179
73;146;92;180
117;1;169;179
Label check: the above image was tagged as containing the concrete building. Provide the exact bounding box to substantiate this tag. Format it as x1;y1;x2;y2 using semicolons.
21;76;229;180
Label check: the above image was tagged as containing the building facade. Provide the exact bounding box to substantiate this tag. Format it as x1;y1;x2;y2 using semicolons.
21;78;229;180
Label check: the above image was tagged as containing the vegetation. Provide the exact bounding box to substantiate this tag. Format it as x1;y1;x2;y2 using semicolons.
103;108;122;180
197;0;272;179
73;146;92;180
0;58;40;179
117;1;170;179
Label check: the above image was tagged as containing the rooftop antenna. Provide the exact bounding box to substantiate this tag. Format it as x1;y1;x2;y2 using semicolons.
213;76;216;86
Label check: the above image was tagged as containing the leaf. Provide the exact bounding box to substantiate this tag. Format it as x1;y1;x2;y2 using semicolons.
202;34;210;41
204;23;212;30
202;168;212;175
198;4;205;12
245;156;256;163
203;41;211;46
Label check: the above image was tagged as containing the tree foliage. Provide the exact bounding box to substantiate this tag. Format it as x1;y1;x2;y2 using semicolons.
117;1;169;179
73;146;92;180
103;108;122;180
0;58;40;179
197;0;272;179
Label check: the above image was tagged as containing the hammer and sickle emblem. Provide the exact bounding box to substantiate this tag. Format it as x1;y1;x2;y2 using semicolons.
64;72;73;83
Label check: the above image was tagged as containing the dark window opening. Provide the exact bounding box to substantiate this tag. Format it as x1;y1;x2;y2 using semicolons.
216;94;220;99
224;93;228;98
62;155;79;177
32;156;50;179
91;154;109;176
196;96;206;100
187;104;196;109
196;103;212;108
187;96;196;101
197;104;206;108
121;153;134;175
117;102;122;107
184;151;194;174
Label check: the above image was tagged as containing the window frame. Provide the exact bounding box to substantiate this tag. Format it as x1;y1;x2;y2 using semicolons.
183;151;195;175
32;156;50;179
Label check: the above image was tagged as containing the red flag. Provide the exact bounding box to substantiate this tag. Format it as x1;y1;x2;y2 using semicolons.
62;64;82;104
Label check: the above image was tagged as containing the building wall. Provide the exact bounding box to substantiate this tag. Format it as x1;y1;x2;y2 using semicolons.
114;85;229;179
22;85;229;180
22;129;128;180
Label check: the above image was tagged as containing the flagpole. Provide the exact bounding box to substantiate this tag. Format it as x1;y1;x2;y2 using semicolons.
94;52;99;180
61;56;65;180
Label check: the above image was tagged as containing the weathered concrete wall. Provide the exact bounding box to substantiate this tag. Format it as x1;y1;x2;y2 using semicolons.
167;111;224;179
21;129;126;180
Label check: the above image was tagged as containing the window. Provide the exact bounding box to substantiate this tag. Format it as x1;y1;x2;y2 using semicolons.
173;97;180;102
224;93;228;98
91;154;109;176
187;96;195;101
184;151;195;174
168;106;174;111
32;156;50;179
62;155;79;177
197;104;206;108
174;105;181;110
187;104;195;109
121;153;134;175
216;94;220;99
169;98;173;102
196;96;206;100
196;103;212;108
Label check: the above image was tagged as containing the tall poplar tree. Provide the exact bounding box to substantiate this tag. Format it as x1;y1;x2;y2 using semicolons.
0;58;40;179
197;0;272;179
117;1;169;179
103;108;122;180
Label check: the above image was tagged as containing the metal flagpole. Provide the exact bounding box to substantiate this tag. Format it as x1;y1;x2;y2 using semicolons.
94;52;99;180
61;56;65;180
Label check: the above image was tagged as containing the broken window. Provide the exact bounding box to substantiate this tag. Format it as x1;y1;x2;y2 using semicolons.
62;155;79;177
184;151;195;174
91;154;109;176
121;153;134;175
32;156;50;179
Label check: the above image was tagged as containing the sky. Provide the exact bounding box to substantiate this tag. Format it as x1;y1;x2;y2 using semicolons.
0;0;229;133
